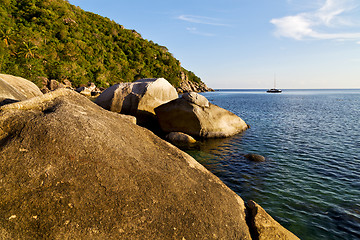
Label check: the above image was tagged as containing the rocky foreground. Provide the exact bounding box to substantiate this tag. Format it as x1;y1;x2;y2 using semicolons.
0;74;299;239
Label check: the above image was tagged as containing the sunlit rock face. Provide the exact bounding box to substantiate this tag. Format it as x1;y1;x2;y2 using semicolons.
155;92;249;138
95;78;178;127
0;89;252;239
0;74;42;106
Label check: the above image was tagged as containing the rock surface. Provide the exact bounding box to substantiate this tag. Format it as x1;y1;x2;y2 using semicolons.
166;132;197;145
177;73;214;93
244;154;266;162
0;74;43;105
0;89;252;239
48;79;65;91
182;92;210;107
155;92;249;138
39;78;74;93
76;82;101;97
95;78;178;125
247;200;300;240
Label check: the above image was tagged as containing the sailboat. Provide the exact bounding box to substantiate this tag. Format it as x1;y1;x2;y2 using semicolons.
267;74;282;93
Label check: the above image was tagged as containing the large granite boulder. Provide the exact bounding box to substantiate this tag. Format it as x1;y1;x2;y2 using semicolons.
155;92;249;138
247;200;300;240
0;89;251;239
95;78;178;125
0;74;43;105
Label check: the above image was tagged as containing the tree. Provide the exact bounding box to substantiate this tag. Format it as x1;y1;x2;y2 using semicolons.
17;41;38;59
0;28;15;46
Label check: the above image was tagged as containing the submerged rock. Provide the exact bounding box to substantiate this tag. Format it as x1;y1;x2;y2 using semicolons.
155;92;248;138
247;200;300;240
244;153;266;162
95;78;178;126
0;89;252;239
0;73;42;105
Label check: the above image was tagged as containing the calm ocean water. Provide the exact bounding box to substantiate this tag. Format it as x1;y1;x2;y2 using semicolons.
185;89;360;240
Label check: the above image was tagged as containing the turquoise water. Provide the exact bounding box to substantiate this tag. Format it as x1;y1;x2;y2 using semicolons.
185;89;360;240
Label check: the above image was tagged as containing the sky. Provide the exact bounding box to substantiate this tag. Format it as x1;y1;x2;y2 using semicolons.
68;0;360;89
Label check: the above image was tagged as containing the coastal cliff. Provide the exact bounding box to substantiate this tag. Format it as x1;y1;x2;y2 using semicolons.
177;70;214;93
177;78;214;93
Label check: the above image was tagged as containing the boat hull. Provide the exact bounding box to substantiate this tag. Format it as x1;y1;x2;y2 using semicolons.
267;89;282;93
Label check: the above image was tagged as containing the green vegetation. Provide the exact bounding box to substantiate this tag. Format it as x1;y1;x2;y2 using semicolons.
0;0;202;88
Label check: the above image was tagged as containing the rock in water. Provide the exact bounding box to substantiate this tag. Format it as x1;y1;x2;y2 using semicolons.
247;200;300;240
95;78;178;125
0;89;251;239
244;153;266;162
155;92;249;138
0;74;42;105
166;132;197;145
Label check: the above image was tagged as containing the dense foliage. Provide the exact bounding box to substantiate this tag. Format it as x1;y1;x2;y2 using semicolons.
0;0;201;88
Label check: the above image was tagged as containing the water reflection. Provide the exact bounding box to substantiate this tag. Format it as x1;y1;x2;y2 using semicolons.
180;131;273;204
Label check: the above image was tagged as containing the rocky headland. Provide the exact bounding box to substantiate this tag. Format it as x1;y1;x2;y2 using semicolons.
177;78;214;93
0;74;299;239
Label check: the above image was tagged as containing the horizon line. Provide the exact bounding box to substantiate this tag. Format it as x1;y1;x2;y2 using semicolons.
211;88;360;90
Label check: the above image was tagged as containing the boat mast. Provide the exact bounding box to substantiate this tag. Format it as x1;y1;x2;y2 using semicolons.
274;73;276;89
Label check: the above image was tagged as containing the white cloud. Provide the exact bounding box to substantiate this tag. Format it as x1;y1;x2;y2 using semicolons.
271;0;360;42
178;15;229;26
186;27;215;37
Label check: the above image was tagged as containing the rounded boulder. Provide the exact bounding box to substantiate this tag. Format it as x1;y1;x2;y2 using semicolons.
0;74;42;105
155;92;248;138
95;78;178;125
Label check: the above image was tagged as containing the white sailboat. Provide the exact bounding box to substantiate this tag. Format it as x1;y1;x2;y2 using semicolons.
267;74;282;93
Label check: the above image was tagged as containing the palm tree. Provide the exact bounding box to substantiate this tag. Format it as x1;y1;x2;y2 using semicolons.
0;28;15;46
17;41;38;59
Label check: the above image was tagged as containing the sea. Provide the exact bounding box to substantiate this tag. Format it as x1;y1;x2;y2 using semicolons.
184;89;360;240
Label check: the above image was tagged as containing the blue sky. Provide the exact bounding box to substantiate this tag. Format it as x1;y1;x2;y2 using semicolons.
68;0;360;89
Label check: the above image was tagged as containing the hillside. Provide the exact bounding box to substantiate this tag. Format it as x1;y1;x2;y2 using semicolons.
0;0;208;90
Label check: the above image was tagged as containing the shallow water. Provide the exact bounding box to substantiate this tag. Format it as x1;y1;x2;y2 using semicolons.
185;89;360;240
